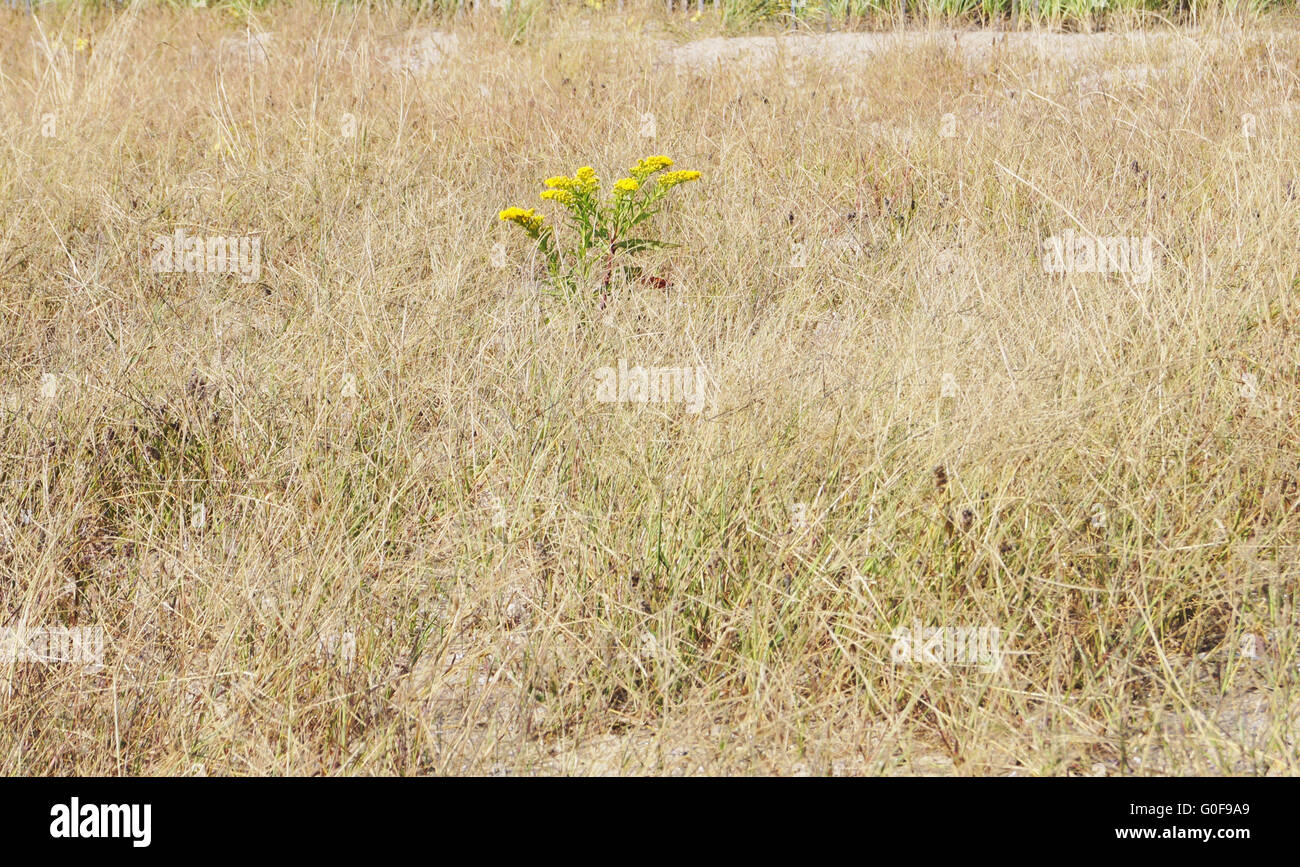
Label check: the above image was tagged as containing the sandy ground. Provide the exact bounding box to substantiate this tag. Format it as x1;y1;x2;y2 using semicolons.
659;28;1206;68
210;24;1251;74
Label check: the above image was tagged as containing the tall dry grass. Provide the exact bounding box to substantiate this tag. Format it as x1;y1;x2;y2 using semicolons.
0;1;1298;774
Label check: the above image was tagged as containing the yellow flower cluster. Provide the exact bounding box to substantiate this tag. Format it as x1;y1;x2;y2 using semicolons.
612;177;640;197
542;167;599;202
630;155;674;180
540;189;575;205
574;166;599;193
658;170;702;189
498;207;545;234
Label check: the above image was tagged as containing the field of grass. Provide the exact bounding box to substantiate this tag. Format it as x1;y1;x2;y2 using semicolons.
1;0;1299;775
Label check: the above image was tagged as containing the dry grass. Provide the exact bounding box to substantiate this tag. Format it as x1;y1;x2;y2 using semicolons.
1;1;1299;775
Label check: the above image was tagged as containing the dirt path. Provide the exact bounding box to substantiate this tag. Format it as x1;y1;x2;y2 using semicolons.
661;27;1231;69
214;25;1284;76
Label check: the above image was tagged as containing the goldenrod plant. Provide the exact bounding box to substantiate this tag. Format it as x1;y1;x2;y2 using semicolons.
499;157;701;298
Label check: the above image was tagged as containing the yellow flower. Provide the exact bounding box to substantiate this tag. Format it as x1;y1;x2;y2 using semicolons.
499;207;545;235
657;170;701;189
574;166;599;193
544;176;576;190
541;189;575;205
631;156;674;180
613;177;639;197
